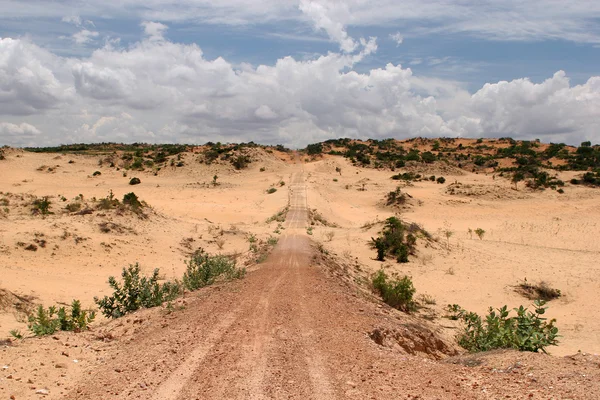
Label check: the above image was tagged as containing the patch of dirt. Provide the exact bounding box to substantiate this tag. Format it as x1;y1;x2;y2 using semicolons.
369;324;459;360
445;182;531;200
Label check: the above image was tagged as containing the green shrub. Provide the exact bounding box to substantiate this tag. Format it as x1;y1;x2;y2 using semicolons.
129;177;141;185
266;187;277;194
97;190;119;210
370;217;419;263
93;171;101;176
28;300;95;336
123;192;142;209
436;176;446;184
385;187;408;206
95;264;181;318
182;249;245;291
371;270;416;312
475;228;485;240
231;155;251;170
32;197;52;215
457;300;559;353
65;202;82;212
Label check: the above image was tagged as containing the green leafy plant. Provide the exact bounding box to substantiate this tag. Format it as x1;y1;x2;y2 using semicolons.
457;300;559;353
95;264;181;318
182;249;245;291
371;270;416;312
266;187;277;194
129;177;141;185
27;300;95;336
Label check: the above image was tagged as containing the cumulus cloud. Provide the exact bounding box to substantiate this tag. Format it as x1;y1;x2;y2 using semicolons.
299;0;356;52
141;21;168;41
0;122;41;136
0;33;599;148
0;38;72;115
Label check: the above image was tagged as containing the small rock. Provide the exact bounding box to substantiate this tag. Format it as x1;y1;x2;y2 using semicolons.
7;374;13;379
114;368;122;373
55;363;67;369
35;388;50;395
61;351;69;357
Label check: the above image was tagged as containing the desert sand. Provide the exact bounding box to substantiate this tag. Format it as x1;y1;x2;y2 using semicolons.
1;143;599;399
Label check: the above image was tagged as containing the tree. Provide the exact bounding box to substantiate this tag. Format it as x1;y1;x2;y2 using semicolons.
512;171;525;190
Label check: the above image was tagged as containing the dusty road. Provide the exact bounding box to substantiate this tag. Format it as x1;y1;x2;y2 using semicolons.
65;171;600;399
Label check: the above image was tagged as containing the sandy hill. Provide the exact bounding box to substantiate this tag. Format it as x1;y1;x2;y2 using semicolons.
1;140;600;399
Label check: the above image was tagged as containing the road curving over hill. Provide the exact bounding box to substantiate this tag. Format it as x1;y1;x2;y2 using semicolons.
65;169;600;400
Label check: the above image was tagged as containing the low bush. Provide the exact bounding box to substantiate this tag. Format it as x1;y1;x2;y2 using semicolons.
65;202;82;212
517;280;561;301
266;187;277;194
436;176;446;184
457;300;559;353
32;197;52;215
475;228;485;240
371;270;416;312
182;249;245;291
123;192;142;209
129;177;141;185
93;171;101;176
28;300;95;336
385;187;408;206
95;264;181;318
391;172;421;181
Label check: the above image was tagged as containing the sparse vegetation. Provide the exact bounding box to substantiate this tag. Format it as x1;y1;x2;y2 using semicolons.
266;187;277;194
27;300;95;336
385;187;409;207
182;249;245;291
266;206;289;223
475;228;486;240
32;197;52;215
129;177;141;185
371;270;416;312
517;279;561;301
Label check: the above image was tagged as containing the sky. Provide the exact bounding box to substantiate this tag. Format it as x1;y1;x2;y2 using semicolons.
1;1;599;148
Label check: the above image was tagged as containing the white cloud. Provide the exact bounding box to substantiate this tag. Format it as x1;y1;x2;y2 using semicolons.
5;1;598;44
141;21;168;41
0;35;599;148
72;29;99;44
389;32;403;46
0;38;72;115
0;122;41;136
61;15;82;26
299;0;357;52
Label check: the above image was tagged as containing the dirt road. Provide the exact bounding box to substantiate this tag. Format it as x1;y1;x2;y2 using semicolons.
65;171;600;399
